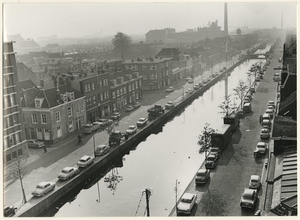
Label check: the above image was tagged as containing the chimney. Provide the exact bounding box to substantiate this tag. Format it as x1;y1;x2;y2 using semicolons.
224;2;228;36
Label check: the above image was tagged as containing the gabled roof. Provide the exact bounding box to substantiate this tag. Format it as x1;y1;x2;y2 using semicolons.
21;84;84;109
18;79;37;90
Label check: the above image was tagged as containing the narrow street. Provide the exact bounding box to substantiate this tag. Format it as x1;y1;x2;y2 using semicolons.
169;44;281;216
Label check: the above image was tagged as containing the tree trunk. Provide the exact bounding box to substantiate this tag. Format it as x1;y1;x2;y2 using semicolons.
20;178;27;203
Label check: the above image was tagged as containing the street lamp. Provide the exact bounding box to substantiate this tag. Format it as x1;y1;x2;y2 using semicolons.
93;134;96;158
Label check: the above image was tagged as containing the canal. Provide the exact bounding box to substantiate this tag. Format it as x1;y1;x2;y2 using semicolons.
42;58;265;217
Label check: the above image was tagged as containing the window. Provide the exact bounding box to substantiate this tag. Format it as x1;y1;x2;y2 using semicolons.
101;93;103;101
76;104;79;113
150;64;157;70
41;114;47;124
81;103;84;111
87;84;91;92
117;89;120;97
124;97;127;105
112;91;116;98
35;98;43;108
124;87;127;94
143;73;147;80
99;80;102;87
91;82;95;90
9;135;14;146
6;154;12;162
69;92;74;100
68;121;74;132
55;111;61;122
120;88;123;95
106;91;109;99
93;96;96;104
4;138;8;149
10;94;16;106
12;151;17;159
150;73;157;79
67;107;72;117
142;65;147;70
15;132;20;144
135;81;138;88
129;84;131;91
18;149;23;156
32;114;38;124
132;82;135;90
85;85;88;93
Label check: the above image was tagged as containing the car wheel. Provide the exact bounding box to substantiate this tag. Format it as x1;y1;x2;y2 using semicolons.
42;192;45;197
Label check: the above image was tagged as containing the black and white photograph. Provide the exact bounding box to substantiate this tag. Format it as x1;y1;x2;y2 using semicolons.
2;1;297;217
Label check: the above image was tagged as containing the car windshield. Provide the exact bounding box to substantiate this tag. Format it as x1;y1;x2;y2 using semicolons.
197;173;206;177
181;198;192;203
37;185;45;189
251;179;258;183
79;159;88;162
128;126;135;129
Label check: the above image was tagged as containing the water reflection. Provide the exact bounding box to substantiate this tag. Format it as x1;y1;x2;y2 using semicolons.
104;168;123;195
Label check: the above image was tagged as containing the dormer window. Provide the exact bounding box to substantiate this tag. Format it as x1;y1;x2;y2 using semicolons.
35;98;44;108
60;94;68;103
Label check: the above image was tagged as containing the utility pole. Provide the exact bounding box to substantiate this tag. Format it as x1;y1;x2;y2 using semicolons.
145;189;151;217
174;179;180;216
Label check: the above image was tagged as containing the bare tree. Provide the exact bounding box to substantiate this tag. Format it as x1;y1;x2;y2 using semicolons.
103;168;123;195
10;158;28;203
197;123;216;161
218;95;236;117
111;32;132;61
249;62;261;79
233;80;248;110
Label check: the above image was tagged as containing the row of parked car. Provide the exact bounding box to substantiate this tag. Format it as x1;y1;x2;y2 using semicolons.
240;175;261;209
259;100;275;140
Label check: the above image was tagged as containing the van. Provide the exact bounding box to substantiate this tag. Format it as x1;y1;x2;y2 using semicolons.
243;103;252;113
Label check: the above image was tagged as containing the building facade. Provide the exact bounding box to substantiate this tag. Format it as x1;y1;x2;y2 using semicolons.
3;42;29;164
21;84;86;144
123;57;172;91
109;70;143;111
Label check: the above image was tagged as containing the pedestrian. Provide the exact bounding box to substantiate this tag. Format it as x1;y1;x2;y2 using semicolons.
43;145;47;153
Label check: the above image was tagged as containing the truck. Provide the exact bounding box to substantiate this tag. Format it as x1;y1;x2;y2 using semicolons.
211;124;232;150
147;104;165;120
108;131;126;146
223;113;240;132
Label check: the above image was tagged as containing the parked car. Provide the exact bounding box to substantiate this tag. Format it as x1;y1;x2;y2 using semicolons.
260;128;270;139
255;142;268;154
195;169;210;185
166;86;174;92
92;122;101;130
77;155;94;168
27;139;45;149
186;77;193;82
259;74;263;79
111;112;121;120
237;110;244;118
210;147;221;159
267;105;275;112
133;102;141;109
205;154;218;169
136;118;148;127
265;109;274;119
32;181;56;197
125;106;134;112
240;188;258;209
244;97;250;103
188;79;193;84
126;125;137;135
249;175;261;189
58;167;79;181
249;87;255;94
255;77;260;82
98;118;113;127
4;206;17;217
165;101;174;109
95;145;110;156
84;124;94;134
186;88;193;94
193;83;200;90
177;193;197;215
261;119;271;129
246;94;252;101
262;113;271;121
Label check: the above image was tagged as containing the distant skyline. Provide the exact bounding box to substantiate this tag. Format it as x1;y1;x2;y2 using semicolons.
3;1;297;40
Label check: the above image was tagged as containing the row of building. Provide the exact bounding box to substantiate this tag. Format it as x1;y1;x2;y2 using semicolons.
3;42;203;164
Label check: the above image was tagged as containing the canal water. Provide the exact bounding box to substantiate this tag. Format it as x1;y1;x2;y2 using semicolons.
43;59;264;217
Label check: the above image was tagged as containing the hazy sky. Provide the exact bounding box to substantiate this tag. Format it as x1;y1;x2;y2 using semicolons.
3;1;297;40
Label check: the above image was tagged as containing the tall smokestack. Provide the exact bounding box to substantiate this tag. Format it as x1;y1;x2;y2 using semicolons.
281;11;283;29
224;2;228;36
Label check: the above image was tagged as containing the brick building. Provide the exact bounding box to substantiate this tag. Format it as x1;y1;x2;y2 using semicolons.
20;83;86;144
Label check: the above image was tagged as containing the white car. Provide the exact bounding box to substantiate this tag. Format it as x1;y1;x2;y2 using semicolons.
177;193;197;215
186;88;193;94
95;145;110;156
267;105;275;112
165;101;174;109
136;118;148;127
32;182;56;197
92;122;101;130
268;101;275;107
77;155;94;168
261;119;271;128
126;125;137;134
166;86;174;92
249;175;261;189
265;109;274;119
125;106;134;112
58;167;79;181
98;118;113;127
255;142;268;154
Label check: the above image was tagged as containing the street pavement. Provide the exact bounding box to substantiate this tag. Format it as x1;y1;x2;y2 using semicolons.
169;44;281;216
4;54;237;212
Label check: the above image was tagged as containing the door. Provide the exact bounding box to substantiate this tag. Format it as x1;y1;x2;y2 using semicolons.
36;128;43;139
57;126;62;138
44;129;50;140
29;128;35;139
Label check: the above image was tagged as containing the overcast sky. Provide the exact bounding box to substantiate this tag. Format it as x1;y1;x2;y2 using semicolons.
3;1;297;40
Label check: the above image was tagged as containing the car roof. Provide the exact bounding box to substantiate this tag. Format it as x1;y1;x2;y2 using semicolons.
62;167;75;171
266;109;272;112
80;155;90;160
97;145;107;149
139;118;146;120
243;188;256;196
182;193;195;200
268;101;274;103
261;128;269;132
37;181;50;187
250;175;260;180
244;103;251;106
128;125;136;128
197;169;208;174
263;113;269;117
257;142;265;146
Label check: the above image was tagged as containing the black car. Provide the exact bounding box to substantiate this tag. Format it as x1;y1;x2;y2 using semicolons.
4;206;17;217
